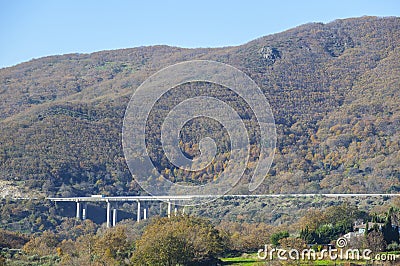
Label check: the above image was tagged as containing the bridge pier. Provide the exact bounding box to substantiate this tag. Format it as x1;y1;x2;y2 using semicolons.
144;208;147;220
113;208;118;227
106;200;111;228
167;200;171;218
137;200;141;222
82;203;87;220
76;201;81;220
106;201;119;227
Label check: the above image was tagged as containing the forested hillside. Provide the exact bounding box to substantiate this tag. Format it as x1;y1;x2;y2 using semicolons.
0;16;399;197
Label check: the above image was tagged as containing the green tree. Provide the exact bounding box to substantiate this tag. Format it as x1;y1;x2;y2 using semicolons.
382;208;400;246
131;216;226;265
270;231;289;247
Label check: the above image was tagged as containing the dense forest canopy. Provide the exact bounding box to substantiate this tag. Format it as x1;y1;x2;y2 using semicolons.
0;16;399;197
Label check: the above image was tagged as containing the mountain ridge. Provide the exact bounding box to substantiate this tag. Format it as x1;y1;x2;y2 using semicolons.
0;16;399;197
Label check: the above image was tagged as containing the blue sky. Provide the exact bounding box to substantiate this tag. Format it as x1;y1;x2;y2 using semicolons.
1;0;399;68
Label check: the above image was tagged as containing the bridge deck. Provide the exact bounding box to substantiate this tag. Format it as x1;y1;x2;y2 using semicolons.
47;193;400;202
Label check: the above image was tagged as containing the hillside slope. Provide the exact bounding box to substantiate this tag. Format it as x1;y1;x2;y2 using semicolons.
0;16;399;197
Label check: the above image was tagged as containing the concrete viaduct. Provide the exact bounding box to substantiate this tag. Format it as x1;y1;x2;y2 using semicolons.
47;193;400;228
47;195;199;228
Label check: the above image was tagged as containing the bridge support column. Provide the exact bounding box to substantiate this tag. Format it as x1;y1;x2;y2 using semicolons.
113;208;118;227
144;208;147;220
174;207;177;216
137;201;141;222
167;201;171;218
106;200;111;228
82;203;87;220
76;201;81;220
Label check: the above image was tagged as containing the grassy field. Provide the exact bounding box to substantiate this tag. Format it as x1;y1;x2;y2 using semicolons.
221;254;262;265
220;254;372;265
